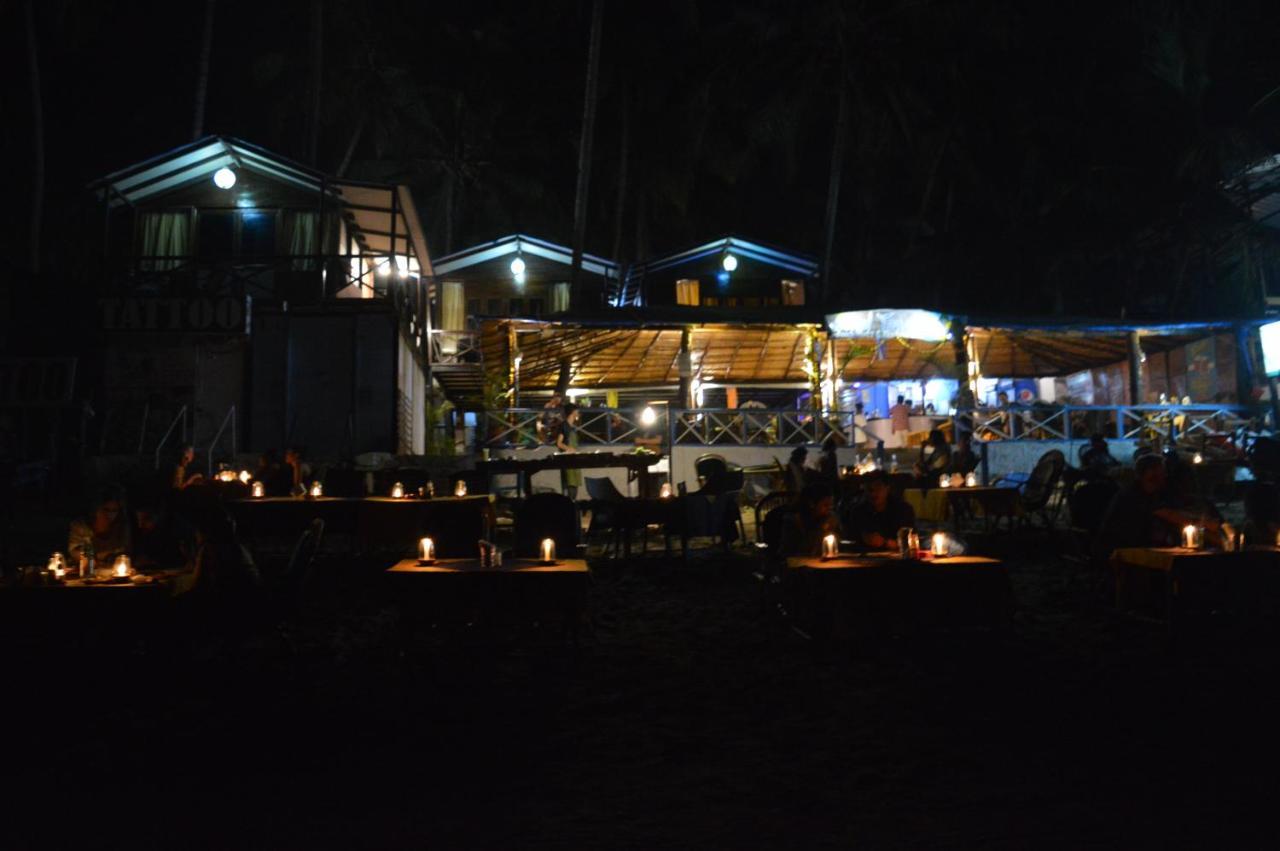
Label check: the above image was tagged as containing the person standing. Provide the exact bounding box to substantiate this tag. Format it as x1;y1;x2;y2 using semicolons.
556;403;582;500
889;395;912;448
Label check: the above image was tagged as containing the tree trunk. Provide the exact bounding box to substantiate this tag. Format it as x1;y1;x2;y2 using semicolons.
569;0;605;310
611;85;630;265
819;84;849;307
191;0;216;140
23;0;43;275
307;0;324;166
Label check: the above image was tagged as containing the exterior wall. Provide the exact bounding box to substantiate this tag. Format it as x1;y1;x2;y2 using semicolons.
1063;333;1241;405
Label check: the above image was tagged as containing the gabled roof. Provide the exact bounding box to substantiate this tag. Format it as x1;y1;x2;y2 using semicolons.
89;136;432;277
629;236;819;278
433;234;618;279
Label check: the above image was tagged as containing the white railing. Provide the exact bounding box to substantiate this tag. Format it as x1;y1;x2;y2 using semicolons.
429;329;481;364
957;404;1253;442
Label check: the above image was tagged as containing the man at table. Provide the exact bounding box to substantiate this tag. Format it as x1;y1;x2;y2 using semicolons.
949;433;979;476
846;469;915;550
781;481;841;557
1095;454;1218;559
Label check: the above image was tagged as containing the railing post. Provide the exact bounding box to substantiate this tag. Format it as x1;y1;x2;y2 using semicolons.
1115;407;1123;439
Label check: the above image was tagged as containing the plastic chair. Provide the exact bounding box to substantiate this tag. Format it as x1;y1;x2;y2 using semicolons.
754;491;793;544
514;493;581;559
695;454;729;487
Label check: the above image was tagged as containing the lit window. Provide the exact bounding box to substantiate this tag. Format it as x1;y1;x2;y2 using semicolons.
676;278;700;306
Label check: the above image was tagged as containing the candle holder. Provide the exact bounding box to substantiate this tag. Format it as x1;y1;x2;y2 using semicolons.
47;552;66;580
112;554;132;578
390;482;405;499
238;470;252;484
965;472;977;488
938;475;951;489
426;481;436;498
821;534;838;560
1181;524;1204;550
930;532;948;558
417;537;436;565
1221;523;1244;553
309;481;323;498
251;481;265;498
659;482;673;499
897;528;919;559
540;537;557;564
454;480;467;498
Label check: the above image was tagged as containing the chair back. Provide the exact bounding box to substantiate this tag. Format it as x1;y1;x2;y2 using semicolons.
754;491;793;542
695;454;729;485
584;475;625;502
1021;450;1066;510
760;503;795;554
514;493;580;558
703;467;745;495
280;518;324;599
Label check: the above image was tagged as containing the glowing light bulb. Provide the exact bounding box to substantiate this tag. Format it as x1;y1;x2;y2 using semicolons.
510;256;526;276
721;254;738;272
213;167;236;189
640;406;657;427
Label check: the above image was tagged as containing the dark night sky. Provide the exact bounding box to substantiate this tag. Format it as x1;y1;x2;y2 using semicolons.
9;0;1280;316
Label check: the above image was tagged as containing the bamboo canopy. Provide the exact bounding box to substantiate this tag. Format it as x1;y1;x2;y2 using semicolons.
481;317;1228;391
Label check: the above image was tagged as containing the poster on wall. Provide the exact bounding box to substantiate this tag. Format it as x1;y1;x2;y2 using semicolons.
1185;338;1216;402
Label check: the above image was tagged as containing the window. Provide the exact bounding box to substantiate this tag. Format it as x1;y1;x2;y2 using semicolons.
197;212;234;258
239;210;276;257
466;298;482;317
486;298;503;315
781;279;805;306
676;278;700;306
528;298;544;316
509;298;525;316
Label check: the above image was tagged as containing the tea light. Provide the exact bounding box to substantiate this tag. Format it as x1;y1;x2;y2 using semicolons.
939;475;951;489
216;469;237;483
659;482;673;499
113;554;132;578
251;481;265;498
47;552;66;579
238;470;252;484
390;481;405;499
541;538;556;563
965;472;977;487
1181;524;1203;550
931;532;948;557
309;481;323;498
418;537;435;564
454;480;467;498
822;533;838;559
1192;452;1204;465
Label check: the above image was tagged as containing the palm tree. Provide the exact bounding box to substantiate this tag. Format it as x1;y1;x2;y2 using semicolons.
191;0;216;140
569;0;604;308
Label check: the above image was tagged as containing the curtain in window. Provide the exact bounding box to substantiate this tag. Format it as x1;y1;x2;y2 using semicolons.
139;212;190;271
550;282;571;313
675;278;700;306
439;281;466;356
286;211;319;270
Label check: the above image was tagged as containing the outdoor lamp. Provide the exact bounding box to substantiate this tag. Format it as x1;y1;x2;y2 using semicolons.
510;256;526;277
931;532;948;558
454;480;467;498
251;481;265;498
721;253;738;272
213;167;236;189
309;481;323;498
391;481;405;499
418;537;435;565
540;538;556;563
1182;525;1203;550
113;555;132;578
640;406;657;428
822;534;838;560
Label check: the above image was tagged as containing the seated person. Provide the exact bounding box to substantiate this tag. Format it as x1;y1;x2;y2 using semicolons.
1080;434;1119;478
786;446;810;493
846;469;915;550
170;445;204;490
949;433;979;476
780;481;841;557
1094;454;1220;560
68;486;132;565
913;428;952;481
132;499;193;572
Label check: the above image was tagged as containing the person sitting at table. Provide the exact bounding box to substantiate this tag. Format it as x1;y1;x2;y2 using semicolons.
780;481;841;557
1080;434;1119;478
1095;454;1218;559
556;402;582;500
913;428;951;482
846;469;915;551
68;485;132;565
949;433;979;476
171;445;203;490
132;497;193;571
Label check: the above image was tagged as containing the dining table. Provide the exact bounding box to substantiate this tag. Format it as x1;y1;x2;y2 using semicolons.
784;552;1013;638
1111;546;1280;633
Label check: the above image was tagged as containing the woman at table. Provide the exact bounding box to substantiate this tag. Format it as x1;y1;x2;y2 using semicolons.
68;486;132;565
781;481;841;557
913;429;951;482
171;445;203;490
846;470;915;550
556;403;582;500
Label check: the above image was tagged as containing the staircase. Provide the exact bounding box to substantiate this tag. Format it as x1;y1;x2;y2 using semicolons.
429;328;485;407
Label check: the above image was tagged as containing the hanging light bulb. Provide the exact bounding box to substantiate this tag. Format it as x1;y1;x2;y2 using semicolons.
721;254;738;272
640;406;657;427
213;167;236;189
510;256;526;276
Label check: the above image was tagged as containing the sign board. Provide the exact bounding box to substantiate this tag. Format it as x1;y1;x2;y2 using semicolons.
99;297;249;334
0;358;77;407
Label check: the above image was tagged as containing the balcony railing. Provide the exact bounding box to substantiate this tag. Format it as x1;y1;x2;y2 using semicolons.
956;404;1255;442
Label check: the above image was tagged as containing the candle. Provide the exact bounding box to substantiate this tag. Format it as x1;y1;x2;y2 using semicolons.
310;481;323;498
217;469;236;483
418;537;435;563
939;475;951;489
541;538;556;562
454;480;467;498
426;481;435;497
1181;524;1203;550
822;534;837;559
931;532;948;557
113;555;131;578
251;481;265;498
659;482;673;499
391;482;405;499
965;472;977;487
238;470;252;484
1192;452;1204;465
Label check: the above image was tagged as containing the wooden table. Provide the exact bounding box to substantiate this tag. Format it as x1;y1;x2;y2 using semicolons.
0;569;196;645
386;557;590;638
902;486;1017;529
477;452;661;498
785;553;1012;637
1111;546;1280;632
228;496;492;557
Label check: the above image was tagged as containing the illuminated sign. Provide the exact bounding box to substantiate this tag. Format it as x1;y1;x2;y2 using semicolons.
1260;319;1280;377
